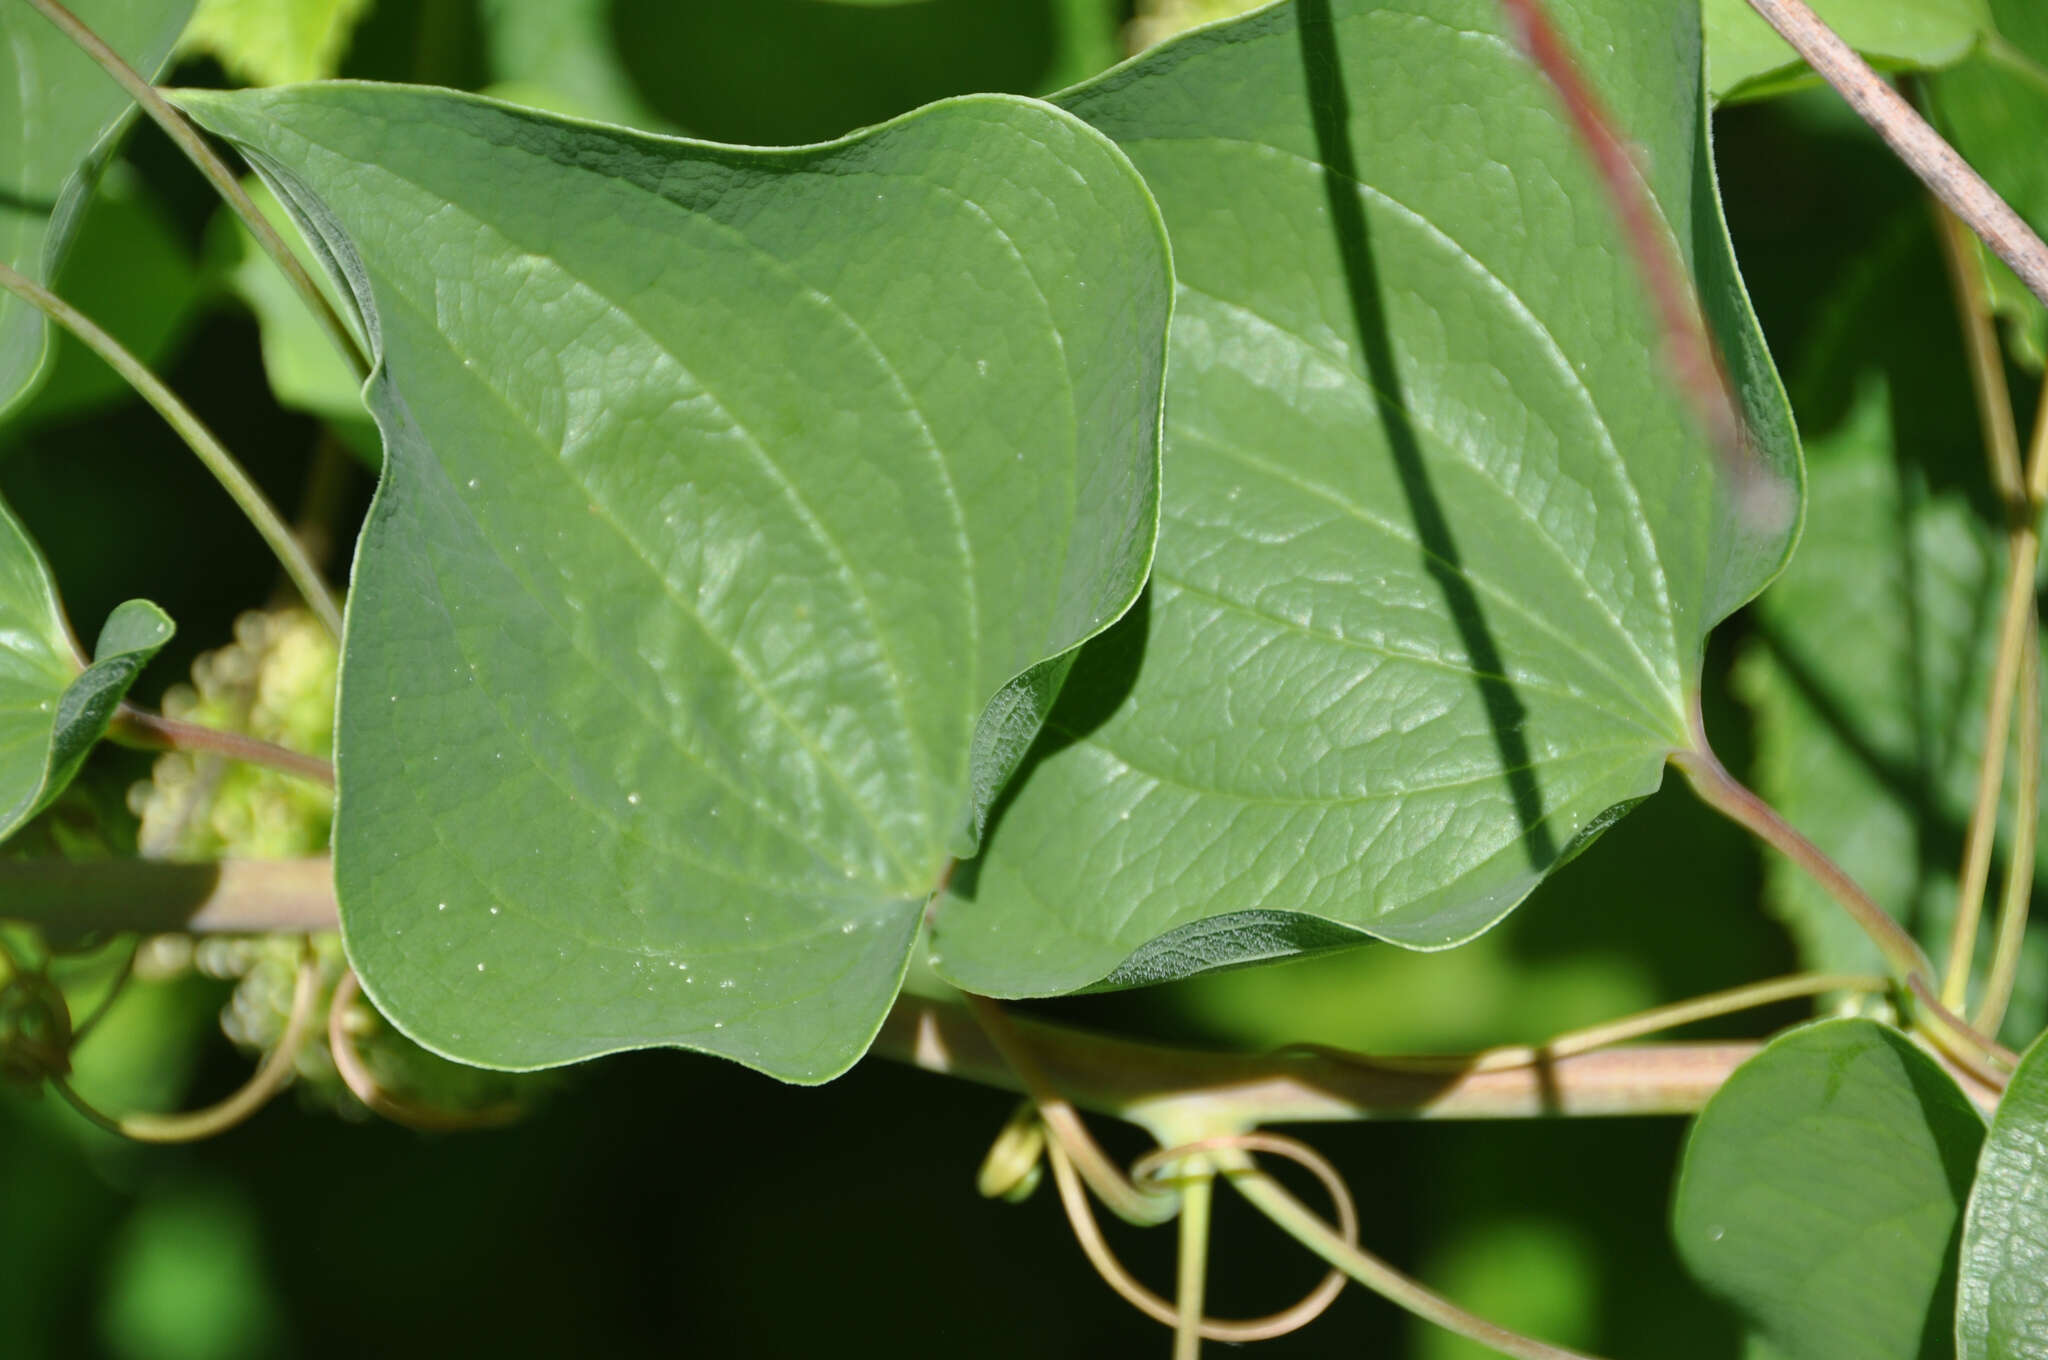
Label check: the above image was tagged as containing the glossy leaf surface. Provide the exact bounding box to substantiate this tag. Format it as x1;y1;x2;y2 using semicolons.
1673;1019;1985;1360
1705;0;1991;102
0;501;172;841
0;0;195;415
180;84;1171;1080
1958;1030;2048;1359
929;0;1801;999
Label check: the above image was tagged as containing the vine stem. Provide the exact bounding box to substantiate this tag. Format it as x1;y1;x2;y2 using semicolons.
51;941;318;1142
110;705;336;787
1933;201;2031;1010
1310;970;1888;1075
1941;415;2045;1010
328;969;522;1130
1744;0;2048;313
0;260;345;639
23;0;370;381
1673;742;2019;1084
1171;1164;1213;1360
0;860;2007;1113
963;992;1177;1226
1979;629;2040;1035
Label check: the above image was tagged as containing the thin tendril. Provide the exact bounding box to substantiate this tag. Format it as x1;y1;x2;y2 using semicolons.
1042;1129;1356;1342
1289;971;1889;1076
66;939;140;1045
55;941;319;1142
328;969;522;1132
964;992;1177;1226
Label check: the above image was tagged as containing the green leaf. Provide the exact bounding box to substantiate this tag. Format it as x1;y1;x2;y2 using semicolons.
180;0;371;85
176;84;1171;1081
927;0;1801;999
1959;1029;2048;1359
1927;0;2048;372
1705;0;1992;103
1673;1018;1986;1360
0;0;195;417
0;502;173;843
1735;210;2048;1045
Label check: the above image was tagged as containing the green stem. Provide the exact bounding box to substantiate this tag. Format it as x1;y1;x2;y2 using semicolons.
1933;199;2031;1011
1339;970;1888;1075
52;942;319;1142
964;991;1179;1226
1227;1168;1601;1360
1673;741;2017;1082
1173;1168;1213;1360
110;705;335;787
0;260;345;639
1942;512;2039;1009
22;0;370;381
1674;742;1930;979
1977;626;2040;1038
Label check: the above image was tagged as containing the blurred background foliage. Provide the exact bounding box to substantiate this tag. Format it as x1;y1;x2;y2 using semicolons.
0;0;2035;1355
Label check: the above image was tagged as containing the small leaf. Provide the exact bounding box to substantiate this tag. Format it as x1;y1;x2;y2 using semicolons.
177;84;1171;1081
1705;0;1993;103
0;0;195;416
1673;1018;1985;1360
929;0;1800;999
1958;1029;2048;1359
1;500;173;842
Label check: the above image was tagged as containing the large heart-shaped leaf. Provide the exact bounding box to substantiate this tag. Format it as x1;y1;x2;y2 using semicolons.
927;0;1801;999
178;85;1171;1081
1673;1019;1985;1360
0;0;195;416
1;498;173;842
1705;0;1992;103
1958;1029;2048;1359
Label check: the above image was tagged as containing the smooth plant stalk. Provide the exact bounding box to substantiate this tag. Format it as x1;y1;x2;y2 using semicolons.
1173;1168;1214;1360
1945;383;2048;1007
1227;1168;1601;1360
1933;203;2026;498
1977;628;2040;1036
0;260;345;639
22;0;371;381
964;992;1178;1226
53;943;318;1142
1675;744;1931;979
1337;971;1889;1075
1745;0;2048;313
1935;200;2031;1010
111;705;336;787
1674;743;2017;1082
328;970;522;1131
